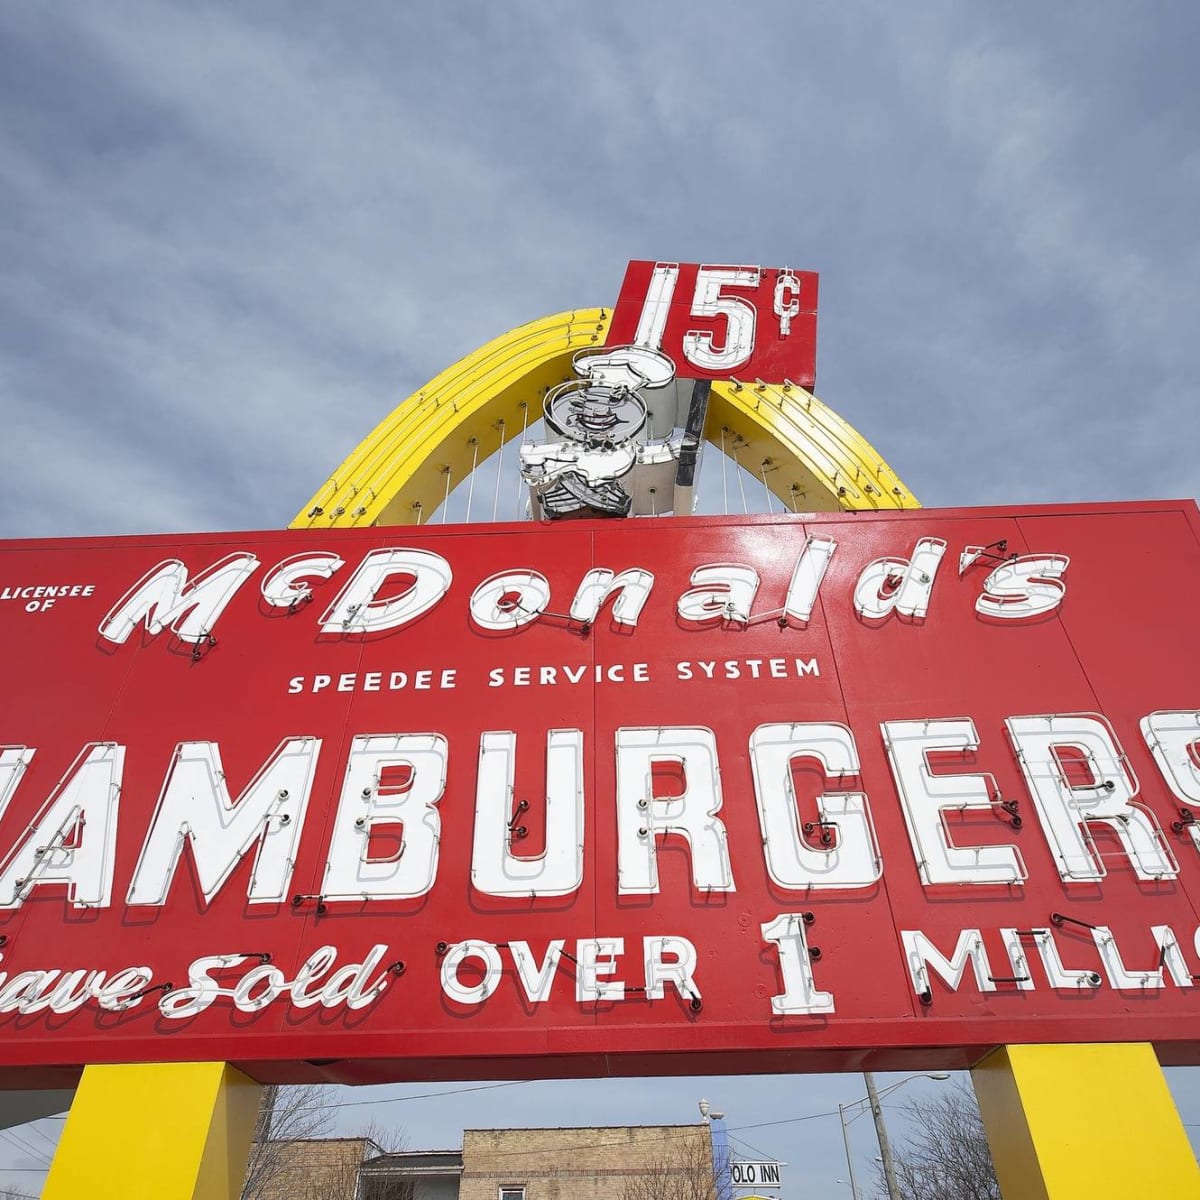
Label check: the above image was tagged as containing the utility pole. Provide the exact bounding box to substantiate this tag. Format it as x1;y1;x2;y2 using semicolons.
837;1103;860;1200
864;1071;901;1200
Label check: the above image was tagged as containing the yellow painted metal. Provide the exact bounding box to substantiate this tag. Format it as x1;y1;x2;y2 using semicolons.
43;1061;262;1200
290;310;920;529
291;309;612;529
973;1043;1200;1199
707;379;918;512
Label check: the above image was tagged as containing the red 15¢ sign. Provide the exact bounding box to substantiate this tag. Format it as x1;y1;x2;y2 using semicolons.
605;260;819;387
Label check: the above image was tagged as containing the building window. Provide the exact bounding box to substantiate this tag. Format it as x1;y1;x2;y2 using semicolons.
499;1187;526;1200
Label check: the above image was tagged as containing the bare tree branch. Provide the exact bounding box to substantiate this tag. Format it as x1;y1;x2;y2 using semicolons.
869;1084;1000;1200
240;1084;338;1200
620;1134;716;1200
239;1086;410;1200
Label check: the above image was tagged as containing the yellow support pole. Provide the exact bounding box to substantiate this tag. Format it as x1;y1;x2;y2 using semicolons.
43;1062;262;1200
973;1043;1200;1199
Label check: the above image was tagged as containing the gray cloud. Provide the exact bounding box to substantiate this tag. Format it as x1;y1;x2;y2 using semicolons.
3;2;1192;536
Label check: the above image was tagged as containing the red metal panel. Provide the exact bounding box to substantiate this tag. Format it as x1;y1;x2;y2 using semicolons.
0;501;1198;1084
605;260;818;386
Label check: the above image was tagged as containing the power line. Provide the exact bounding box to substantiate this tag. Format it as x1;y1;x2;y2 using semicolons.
727;1132;776;1161
21;1123;59;1156
40;1077;540;1120
293;1079;538;1113
0;1128;49;1165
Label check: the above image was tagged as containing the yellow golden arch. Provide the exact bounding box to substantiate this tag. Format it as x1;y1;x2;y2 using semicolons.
43;311;1200;1199
289;308;919;529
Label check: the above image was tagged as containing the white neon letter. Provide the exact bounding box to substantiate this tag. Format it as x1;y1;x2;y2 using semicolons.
323;734;447;900
0;743;123;909
750;723;880;889
676;564;760;626
1141;711;1200;851
784;536;836;625
616;727;733;894
901;929;996;999
440;940;502;1006
1006;714;1176;882
0;747;35;820
576;937;624;1002
509;940;565;1004
126;738;319;906
99;554;259;645
682;266;758;372
569;568;655;628
643;936;701;1002
1089;926;1163;990
634;262;680;349
319;549;452;635
260;552;344;608
883;719;1024;885
471;730;584;897
853;538;946;624
469;571;551;631
976;555;1069;620
760;913;834;1014
999;927;1100;991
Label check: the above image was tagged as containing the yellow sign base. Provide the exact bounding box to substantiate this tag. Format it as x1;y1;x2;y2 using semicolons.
43;1062;261;1200
973;1043;1200;1199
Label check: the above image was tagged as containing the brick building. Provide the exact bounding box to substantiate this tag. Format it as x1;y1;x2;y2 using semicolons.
244;1135;378;1200
455;1125;714;1200
251;1124;715;1200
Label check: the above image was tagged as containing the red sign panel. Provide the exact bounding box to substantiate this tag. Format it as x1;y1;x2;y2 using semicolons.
2;501;1200;1085
606;260;818;387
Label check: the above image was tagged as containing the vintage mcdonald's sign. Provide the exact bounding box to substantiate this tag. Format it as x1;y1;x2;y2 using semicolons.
2;499;1199;1083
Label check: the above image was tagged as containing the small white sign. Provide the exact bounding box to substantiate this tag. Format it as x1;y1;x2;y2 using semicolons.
730;1160;783;1188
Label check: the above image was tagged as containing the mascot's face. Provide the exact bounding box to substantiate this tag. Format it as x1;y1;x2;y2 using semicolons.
543;383;647;446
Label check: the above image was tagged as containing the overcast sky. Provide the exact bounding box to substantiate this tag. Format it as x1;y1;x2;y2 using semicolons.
2;1;1199;1194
